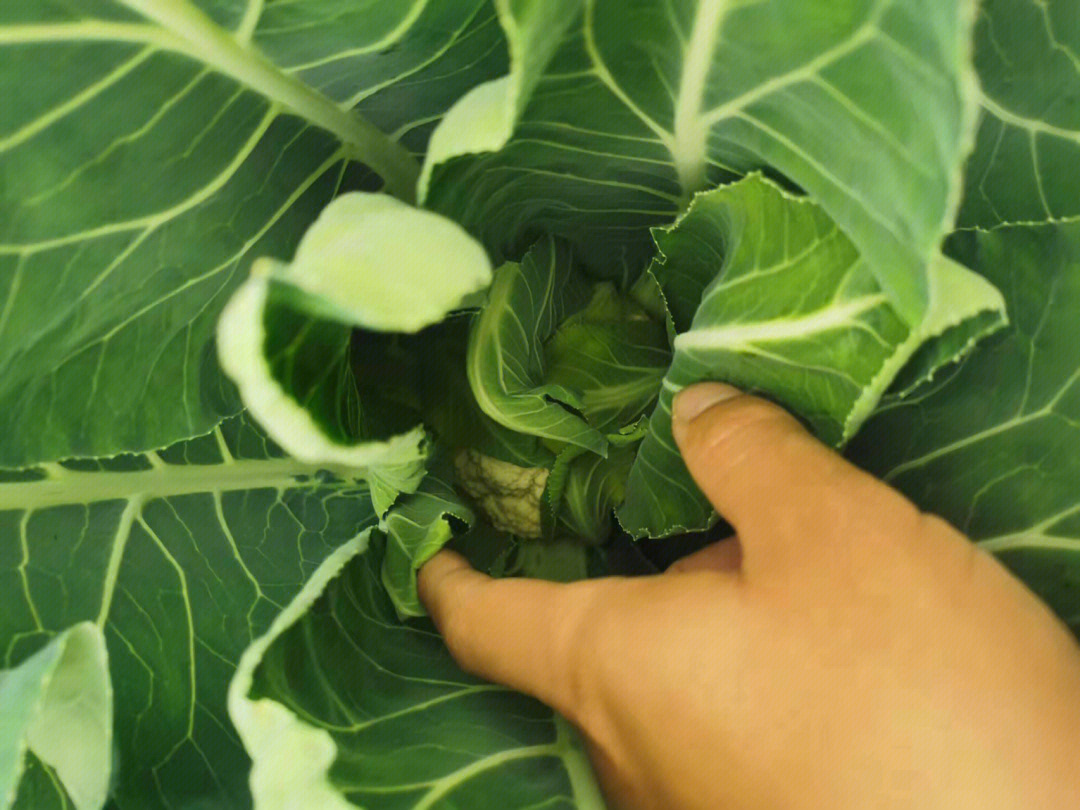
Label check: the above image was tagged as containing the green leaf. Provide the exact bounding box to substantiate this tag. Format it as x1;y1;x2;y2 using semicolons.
413;319;555;470
557;444;640;543
217;273;430;509
0;416;380;809
231;532;605;810
216;193;498;505
543;283;672;434
419;0;583;198
958;0;1080;228
227;531;372;810
262;193;494;334
618;175;1006;538
0;0;504;466
380;462;475;619
8;752;73;810
543;420;649;544
851;2;1080;633
467;237;608;455
428;0;980;317
1;623;110;810
852;222;1080;634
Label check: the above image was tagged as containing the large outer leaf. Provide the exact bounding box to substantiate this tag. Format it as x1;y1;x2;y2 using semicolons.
618;176;1005;538
850;0;1080;635
232;533;605;810
218;276;430;514
0;416;379;809
419;0;583;197
959;0;1080;228
0;0;504;466
852;224;1080;633
427;0;979;318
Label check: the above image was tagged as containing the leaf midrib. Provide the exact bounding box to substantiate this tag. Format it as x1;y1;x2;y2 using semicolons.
674;294;889;350
0;456;355;513
671;0;727;193
122;0;419;198
4;0;420;199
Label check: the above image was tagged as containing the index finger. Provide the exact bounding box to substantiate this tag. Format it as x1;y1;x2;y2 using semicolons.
418;550;602;720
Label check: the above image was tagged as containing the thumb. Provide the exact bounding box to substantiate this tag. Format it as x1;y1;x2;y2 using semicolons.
418;550;601;720
671;383;914;569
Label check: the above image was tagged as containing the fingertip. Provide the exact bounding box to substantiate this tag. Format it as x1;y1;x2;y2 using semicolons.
416;554;603;719
672;383;743;425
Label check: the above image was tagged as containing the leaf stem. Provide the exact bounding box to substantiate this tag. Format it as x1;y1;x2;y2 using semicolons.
117;0;420;202
671;0;726;195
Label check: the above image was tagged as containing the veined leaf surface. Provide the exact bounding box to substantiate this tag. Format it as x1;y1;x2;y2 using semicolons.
543;282;672;435
851;0;1080;634
428;0;979;317
216;192;497;507
853;224;1080;634
217;275;430;514
419;0;583;198
233;533;606;810
619;176;1006;538
959;0;1080;228
467;237;608;455
0;0;504;465
0;416;379;809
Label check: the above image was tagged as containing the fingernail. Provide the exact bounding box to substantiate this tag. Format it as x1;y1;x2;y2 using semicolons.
673;383;741;423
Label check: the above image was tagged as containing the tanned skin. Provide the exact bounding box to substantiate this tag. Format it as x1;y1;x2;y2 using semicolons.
420;383;1080;810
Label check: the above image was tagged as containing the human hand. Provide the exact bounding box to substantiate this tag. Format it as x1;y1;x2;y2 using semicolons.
418;383;1080;810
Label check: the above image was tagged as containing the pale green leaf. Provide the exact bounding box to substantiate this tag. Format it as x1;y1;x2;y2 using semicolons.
216;193;498;505
227;531;373;810
217;273;430;490
618;175;1006;538
1;624;110;810
215;193;496;492
265;193;493;334
380;464;475;619
419;0;583;198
